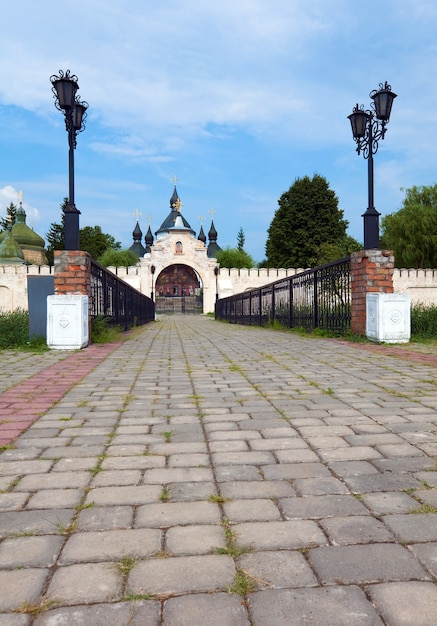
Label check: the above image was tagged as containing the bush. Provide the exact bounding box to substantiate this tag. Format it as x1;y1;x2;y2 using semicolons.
91;316;122;343
411;304;437;339
0;310;30;348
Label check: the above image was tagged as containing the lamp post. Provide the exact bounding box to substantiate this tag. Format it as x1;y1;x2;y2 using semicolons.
348;81;397;249
150;265;156;301
50;70;88;250
214;266;219;301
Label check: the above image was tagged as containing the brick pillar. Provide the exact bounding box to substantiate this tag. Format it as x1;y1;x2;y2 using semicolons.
54;250;91;296
350;249;394;335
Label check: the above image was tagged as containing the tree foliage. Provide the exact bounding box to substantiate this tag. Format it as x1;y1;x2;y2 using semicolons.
216;246;255;269
381;184;437;268
98;248;139;268
237;227;245;251
0;202;17;231
265;174;355;268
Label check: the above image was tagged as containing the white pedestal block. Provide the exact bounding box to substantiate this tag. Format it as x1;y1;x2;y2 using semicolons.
366;293;411;343
47;295;89;350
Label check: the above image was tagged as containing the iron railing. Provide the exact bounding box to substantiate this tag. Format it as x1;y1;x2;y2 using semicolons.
90;260;154;329
215;257;351;333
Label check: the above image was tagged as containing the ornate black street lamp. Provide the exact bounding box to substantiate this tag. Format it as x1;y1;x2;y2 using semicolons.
50;70;88;250
348;81;397;249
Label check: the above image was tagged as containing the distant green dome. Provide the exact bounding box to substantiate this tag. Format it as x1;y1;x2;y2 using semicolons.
11;206;45;248
0;230;25;263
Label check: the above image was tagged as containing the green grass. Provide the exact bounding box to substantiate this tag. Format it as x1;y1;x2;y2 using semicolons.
411;304;437;340
90;315;123;343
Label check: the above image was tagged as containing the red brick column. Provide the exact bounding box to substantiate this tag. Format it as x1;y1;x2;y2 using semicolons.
350;249;394;335
53;250;91;296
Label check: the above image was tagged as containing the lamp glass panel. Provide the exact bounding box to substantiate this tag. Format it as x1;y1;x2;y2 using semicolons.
54;78;78;109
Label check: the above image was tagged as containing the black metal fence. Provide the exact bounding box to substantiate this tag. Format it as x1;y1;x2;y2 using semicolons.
90;260;155;329
215;257;351;334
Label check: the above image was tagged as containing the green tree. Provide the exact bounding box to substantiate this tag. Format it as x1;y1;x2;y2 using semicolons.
237;227;245;251
0;202;17;231
265;174;352;268
79;225;121;260
381;184;437;268
216;246;255;269
98;248;139;268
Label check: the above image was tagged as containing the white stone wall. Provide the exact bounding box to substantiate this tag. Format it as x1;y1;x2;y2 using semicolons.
0;265;53;312
2;263;437;314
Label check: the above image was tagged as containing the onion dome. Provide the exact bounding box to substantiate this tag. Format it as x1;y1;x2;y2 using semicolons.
11;205;45;248
129;220;145;256
155;186;196;238
198;225;206;244
207;220;222;258
0;230;25;264
144;225;154;253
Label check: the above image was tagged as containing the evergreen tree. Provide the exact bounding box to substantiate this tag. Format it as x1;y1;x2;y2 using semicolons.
381;184;437;268
265;174;351;268
0;202;17;231
237;227;245;251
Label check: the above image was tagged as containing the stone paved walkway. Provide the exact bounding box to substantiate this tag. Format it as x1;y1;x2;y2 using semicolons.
1;315;437;625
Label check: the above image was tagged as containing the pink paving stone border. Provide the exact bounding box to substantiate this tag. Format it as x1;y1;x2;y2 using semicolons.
0;342;122;446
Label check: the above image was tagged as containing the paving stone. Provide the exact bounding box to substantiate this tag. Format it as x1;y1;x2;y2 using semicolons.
101;456;166;470
59;528;162;563
382;513;437;542
309;544;430;584
77;506;134;530
85;485;162;506
263;462;331;480
0;568;49;611
248;587;383;625
344;473;421;493
0;460;53;476
212;451;276;465
0;492;28;510
26;488;83;509
135;500;221;527
0;508;75;537
127;554;235;595
16;471;90;490
209;440;249;452
0;615;30;625
293;476;350;496
91;469;142;487
143;467;214;484
223;499;281;522
320;515;395;544
238;550;318;589
328;461;380;476
250;438;309;450
274;449;320;463
215;465;263;482
318;446;383;462
281;495;369;519
163;592;250;626
168;453;210;467
234;520;327;550
34;601;162;626
220;480;295;499
368;581;437;626
166;524;225;555
361;492;418;515
410;542;437;577
167;481;216;501
46;563;122;605
0;535;64;568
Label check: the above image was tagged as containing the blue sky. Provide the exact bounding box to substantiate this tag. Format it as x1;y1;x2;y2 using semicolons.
1;0;437;262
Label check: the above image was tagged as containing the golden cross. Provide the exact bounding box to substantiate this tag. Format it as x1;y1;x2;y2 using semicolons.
170;174;179;185
133;208;141;221
208;207;217;218
146;214;153;224
198;213;206;223
19;190;23;205
172;198;184;212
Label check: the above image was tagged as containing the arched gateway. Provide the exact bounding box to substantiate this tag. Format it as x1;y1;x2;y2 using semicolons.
130;185;221;314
